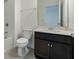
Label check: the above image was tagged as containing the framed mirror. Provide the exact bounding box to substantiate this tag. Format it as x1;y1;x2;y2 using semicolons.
37;0;61;28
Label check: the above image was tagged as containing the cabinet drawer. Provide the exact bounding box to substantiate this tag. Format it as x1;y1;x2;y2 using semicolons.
35;32;74;44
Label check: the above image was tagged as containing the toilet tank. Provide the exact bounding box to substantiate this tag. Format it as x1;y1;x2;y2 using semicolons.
21;30;32;39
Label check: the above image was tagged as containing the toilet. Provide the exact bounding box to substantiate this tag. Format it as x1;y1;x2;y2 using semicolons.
16;30;32;57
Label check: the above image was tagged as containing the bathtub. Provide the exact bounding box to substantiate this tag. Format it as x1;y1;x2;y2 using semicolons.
4;37;13;52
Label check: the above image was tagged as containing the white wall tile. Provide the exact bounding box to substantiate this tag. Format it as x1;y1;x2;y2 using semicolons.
4;0;14;51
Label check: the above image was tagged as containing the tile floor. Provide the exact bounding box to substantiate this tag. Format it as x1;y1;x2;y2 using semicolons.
4;48;37;59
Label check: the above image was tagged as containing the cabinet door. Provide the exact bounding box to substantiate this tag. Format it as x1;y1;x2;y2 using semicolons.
35;39;49;59
51;42;73;59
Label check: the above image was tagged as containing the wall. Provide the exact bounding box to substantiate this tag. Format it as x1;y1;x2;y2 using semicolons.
21;8;37;30
62;0;68;27
21;0;37;48
21;0;37;30
69;0;74;30
4;0;14;51
21;0;37;10
63;0;74;30
4;0;14;38
14;0;22;46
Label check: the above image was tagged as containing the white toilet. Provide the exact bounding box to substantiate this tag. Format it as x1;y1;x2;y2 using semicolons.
16;30;32;57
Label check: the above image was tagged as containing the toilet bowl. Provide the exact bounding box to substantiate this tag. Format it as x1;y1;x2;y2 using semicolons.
16;30;32;57
17;38;28;47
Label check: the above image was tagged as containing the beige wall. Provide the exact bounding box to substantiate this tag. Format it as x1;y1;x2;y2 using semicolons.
63;0;74;30
62;0;68;27
21;0;37;48
21;0;37;30
14;0;22;46
69;0;74;30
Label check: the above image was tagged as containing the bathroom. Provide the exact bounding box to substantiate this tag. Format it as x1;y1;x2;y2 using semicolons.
4;0;74;59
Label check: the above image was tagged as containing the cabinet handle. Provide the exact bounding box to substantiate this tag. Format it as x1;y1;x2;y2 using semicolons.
48;44;50;46
51;45;52;47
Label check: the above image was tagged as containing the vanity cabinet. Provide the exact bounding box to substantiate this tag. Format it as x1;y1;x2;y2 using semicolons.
35;39;49;59
34;32;74;59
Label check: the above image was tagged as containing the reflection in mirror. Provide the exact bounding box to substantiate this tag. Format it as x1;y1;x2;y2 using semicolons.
44;4;60;29
38;0;61;29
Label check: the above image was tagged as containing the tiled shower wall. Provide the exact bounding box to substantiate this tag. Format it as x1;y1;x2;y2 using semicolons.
4;0;14;51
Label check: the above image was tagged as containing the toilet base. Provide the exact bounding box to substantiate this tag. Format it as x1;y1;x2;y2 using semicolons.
18;47;29;57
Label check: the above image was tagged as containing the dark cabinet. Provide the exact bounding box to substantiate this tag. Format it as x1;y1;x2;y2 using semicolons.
51;42;73;59
34;32;74;59
35;39;49;59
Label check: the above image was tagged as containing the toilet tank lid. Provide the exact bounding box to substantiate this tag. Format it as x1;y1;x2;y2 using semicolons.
17;38;28;43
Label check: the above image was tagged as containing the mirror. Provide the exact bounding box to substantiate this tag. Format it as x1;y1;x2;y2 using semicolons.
37;0;74;29
38;0;61;29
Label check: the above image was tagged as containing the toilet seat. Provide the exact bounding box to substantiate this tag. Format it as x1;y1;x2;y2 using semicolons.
17;38;29;47
17;38;28;44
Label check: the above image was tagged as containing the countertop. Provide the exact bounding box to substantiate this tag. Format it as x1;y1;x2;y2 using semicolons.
34;26;74;37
